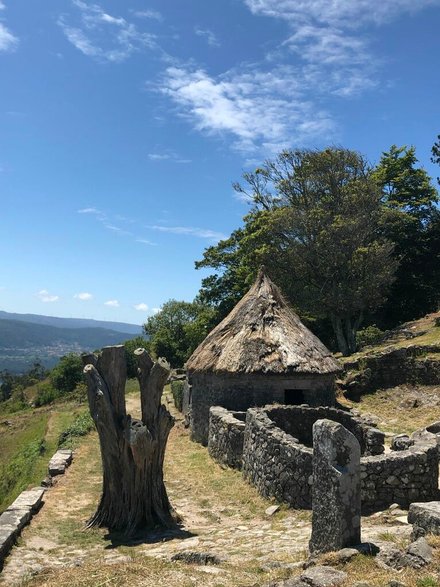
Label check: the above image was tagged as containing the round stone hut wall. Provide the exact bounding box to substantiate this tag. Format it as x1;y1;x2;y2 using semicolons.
188;372;336;445
208;406;246;470
241;405;439;511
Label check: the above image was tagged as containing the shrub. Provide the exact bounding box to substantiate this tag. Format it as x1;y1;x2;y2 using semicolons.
50;353;84;394
34;383;59;407
356;325;386;349
170;380;185;412
58;411;94;448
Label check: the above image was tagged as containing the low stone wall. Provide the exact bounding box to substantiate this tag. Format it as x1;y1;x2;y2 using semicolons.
361;440;439;510
0;449;73;571
341;345;440;398
208;407;246;470
0;488;45;570
242;407;313;508
241;405;439;512
265;405;384;456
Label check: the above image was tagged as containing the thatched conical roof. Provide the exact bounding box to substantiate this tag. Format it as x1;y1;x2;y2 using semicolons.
187;270;340;375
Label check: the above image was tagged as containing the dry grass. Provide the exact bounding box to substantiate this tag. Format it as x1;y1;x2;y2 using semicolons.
4;382;440;587
341;385;440;434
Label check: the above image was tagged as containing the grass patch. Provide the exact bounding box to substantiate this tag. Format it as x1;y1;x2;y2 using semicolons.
58;411;94;449
0;403;89;513
343;386;440;434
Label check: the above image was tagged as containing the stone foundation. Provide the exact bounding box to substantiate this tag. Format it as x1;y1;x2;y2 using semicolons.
188;372;335;445
239;405;439;511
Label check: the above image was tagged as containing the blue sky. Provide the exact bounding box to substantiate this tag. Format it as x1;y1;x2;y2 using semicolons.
1;0;439;326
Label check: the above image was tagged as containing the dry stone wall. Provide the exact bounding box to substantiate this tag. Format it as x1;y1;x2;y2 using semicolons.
240;405;439;512
188;372;335;445
342;345;440;398
208;407;246;470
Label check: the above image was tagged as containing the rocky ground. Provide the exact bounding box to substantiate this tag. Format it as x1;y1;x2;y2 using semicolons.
2;392;435;587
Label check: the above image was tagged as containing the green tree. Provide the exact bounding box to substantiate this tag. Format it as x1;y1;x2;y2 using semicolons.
373;145;439;326
198;148;397;355
50;353;84;394
432;134;440;186
124;336;151;378
143;300;216;367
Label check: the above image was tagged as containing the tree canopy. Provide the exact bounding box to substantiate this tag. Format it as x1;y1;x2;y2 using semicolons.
373;145;439;326
198;148;397;355
143;300;217;367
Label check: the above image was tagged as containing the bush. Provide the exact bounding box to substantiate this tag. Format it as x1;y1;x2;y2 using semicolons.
170;380;185;412
50;353;84;394
34;383;59;407
356;325;386;349
58;411;94;448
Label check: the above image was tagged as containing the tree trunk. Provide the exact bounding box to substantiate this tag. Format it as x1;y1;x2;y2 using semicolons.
331;313;363;356
330;314;349;356
82;345;176;536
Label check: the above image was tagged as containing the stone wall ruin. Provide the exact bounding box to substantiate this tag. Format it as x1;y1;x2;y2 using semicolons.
206;404;440;511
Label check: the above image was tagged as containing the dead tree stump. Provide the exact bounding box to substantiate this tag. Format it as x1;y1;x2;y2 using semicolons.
83;345;176;535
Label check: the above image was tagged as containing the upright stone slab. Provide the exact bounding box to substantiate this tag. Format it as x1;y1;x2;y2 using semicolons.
309;419;361;554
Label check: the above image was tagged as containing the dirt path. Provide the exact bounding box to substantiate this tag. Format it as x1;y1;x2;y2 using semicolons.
0;392;414;587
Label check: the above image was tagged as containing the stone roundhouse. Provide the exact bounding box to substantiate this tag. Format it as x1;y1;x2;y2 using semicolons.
184;270;341;445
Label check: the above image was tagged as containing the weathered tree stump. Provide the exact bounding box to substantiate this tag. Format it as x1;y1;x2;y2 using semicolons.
82;345;176;535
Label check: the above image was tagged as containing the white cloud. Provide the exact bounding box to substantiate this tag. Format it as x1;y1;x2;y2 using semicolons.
149;224;227;241
77;207;102;214
104;299;119;307
134;303;148;311
148;151;192;164
243;0;440;27
74;292;93;300
148;153;170;161
37;290;59;303
0;2;6;10
58;1;157;63
136;238;157;246
151;307;161;315
160;66;334;154
131;9;163;22
195;27;220;48
0;23;18;52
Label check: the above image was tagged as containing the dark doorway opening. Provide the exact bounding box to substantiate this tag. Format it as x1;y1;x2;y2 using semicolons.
284;389;305;405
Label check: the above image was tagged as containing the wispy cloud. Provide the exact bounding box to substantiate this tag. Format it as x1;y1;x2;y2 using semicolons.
160;66;334;154
147;151;192;164
131;9;163;22
148;224;227;241
0;2;19;52
133;303;148;311
58;1;158;63
136;238;157;246
74;292;93;300
36;289;59;303
104;299;119;307
77;206;133;236
243;0;440;27
195;27;220;48
78;207;102;215
159;0;439;155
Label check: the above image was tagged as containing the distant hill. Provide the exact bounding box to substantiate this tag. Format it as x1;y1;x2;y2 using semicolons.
0;311;142;335
0;313;145;373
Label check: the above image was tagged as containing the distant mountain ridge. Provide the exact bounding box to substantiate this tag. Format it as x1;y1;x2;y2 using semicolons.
0;311;142;335
0;311;144;373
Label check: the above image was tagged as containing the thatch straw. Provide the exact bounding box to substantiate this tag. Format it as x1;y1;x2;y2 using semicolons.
187;269;340;375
